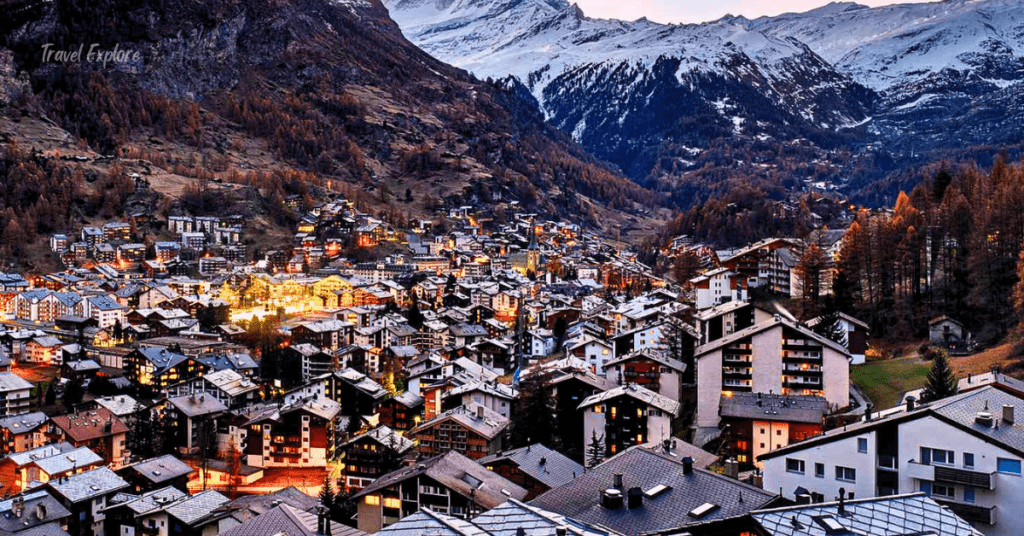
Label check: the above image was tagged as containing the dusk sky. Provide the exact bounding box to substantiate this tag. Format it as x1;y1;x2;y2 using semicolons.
573;0;938;24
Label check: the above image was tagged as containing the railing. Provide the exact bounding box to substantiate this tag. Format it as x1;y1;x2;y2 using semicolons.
934;465;995;490
934;499;996;525
905;460;934;482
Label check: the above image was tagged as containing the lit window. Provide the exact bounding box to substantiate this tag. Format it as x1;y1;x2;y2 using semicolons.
637;408;644;418
383;497;401;509
637;434;643;443
611;407;617;419
594;406;603;414
365;495;380;506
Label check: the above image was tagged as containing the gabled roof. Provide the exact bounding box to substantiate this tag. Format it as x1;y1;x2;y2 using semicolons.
375;508;487;536
750;492;982;536
33;447;103;476
163;490;229;526
167;394;228;418
124;455;195;484
341;425;414;453
720;393;829;424
577;384;680;416
602;348;686;374
48;467;128;503
474;499;622;536
411;403;509;440
761;385;1024;461
478;444;584;489
352;451;528;508
694;316;850;358
221;503;365;536
50;409;129;442
0;411;48;434
529;447;777;535
0;490;71;534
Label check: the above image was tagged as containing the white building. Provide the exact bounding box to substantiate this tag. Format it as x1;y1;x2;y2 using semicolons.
689;268;747;310
761;385;1024;535
693;315;850;430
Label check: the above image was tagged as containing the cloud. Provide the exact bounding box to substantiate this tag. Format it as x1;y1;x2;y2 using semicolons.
573;0;939;25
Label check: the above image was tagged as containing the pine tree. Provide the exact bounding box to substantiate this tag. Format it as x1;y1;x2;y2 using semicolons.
920;351;958;403
813;301;847;347
510;370;559;449
586;430;605;469
795;243;828;310
320;472;334;512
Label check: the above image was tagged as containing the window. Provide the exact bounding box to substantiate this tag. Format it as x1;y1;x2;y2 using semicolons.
383;497;401;509
815;463;825;478
857;438;868;453
786;459;805;474
964;486;976;504
998;458;1021;475
921;447;954;466
364;495;380;506
835;466;856;482
932;484;955;499
964;453;975;468
776;430;782;436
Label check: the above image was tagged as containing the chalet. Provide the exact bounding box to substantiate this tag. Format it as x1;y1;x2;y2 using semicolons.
165;394;229;456
48;466;129;536
410;404;508;461
602;348;687;402
442;380;517;419
124;348;207;390
234;397;341;469
25;336;62;366
47;408;130;469
118;454;194;494
719;392;828;470
351;451;527;533
166;369;260;409
808;311;871;364
479;443;584;501
339;425;414;492
0;490;72;535
376;391;424;433
578;383;681;459
0;374;33;417
0;411;48;455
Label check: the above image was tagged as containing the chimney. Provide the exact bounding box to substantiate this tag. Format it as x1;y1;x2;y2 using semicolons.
476;405;484;419
838;488;846;517
627;487;643;509
864;404;873;421
317;505;332;536
796;494;811;505
34;503;45;520
906;396;916;412
968;372;972;384
1004;405;1015;424
725;459;739;479
613;473;623;488
555;528;567;536
682;456;694;475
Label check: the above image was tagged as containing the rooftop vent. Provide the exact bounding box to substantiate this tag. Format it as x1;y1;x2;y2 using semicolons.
600;489;623;510
976;412;994;427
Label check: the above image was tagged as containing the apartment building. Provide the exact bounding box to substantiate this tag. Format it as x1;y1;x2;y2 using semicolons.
578;383;681;459
693;315;850;431
760;385;1024;536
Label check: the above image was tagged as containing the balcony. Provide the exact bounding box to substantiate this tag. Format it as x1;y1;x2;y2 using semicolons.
934;499;996;525
723;371;753;380
934;465;995;490
906;461;934;482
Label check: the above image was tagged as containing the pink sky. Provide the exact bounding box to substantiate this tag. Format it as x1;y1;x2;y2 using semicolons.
573;0;939;24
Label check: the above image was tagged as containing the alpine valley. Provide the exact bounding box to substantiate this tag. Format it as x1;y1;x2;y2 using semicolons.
383;0;1024;205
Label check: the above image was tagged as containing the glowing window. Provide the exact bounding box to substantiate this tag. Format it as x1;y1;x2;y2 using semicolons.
365;495;380;506
383;497;401;509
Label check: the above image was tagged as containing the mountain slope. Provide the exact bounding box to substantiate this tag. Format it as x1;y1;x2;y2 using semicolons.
384;0;1024;201
385;0;874;182
0;0;666;243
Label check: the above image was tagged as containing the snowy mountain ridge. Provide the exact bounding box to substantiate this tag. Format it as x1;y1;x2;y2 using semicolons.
383;0;1024;192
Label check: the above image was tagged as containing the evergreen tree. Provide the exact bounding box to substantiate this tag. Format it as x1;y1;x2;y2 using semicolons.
44;382;56;406
320;472;335;512
586;430;605;469
795;243;828;311
62;378;85;409
921;351;958;403
510;370;559;449
406;293;425;330
813;300;848;347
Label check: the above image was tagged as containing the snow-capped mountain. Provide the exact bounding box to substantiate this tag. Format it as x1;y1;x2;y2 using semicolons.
383;0;1024;186
384;0;873;179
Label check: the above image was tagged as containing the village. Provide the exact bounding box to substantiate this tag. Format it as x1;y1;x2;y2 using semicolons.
0;194;1003;536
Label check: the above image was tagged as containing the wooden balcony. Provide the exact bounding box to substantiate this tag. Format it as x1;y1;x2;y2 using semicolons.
934;499;996;525
934;465;995;490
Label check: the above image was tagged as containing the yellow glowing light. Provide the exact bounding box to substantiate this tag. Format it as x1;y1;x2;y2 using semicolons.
365;495;380;506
